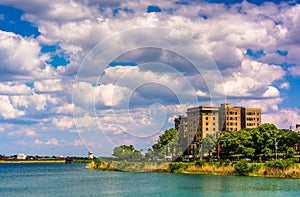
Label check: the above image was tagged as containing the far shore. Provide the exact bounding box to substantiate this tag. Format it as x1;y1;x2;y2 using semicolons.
0;159;66;164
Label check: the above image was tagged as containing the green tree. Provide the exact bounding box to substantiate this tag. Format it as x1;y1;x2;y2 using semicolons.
218;123;280;159
145;149;153;160
200;134;216;155
287;147;296;158
280;130;300;154
234;159;251;175
152;128;179;159
251;123;279;157
112;145;135;160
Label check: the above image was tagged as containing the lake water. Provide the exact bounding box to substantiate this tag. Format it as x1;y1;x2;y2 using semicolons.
0;163;299;196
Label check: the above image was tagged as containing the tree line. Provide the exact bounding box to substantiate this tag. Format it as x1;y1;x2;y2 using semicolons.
112;123;300;161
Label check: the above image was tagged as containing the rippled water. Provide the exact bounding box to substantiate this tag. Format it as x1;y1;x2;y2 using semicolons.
0;163;299;196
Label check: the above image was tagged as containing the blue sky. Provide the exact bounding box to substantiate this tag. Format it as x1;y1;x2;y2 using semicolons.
0;0;300;157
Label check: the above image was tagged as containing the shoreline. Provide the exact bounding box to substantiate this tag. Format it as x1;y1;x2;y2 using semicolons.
87;160;300;179
0;160;66;164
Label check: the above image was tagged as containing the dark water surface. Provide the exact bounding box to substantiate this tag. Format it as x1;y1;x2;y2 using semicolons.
0;163;299;196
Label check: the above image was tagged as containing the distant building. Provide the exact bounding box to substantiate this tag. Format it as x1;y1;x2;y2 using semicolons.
175;114;188;154
296;124;300;132
186;106;219;155
219;103;242;132
17;153;26;160
219;104;261;132
175;103;261;155
88;152;94;159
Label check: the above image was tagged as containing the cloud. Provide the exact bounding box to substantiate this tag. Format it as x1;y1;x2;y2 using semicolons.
215;59;285;97
7;128;36;138
1;0;96;22
35;137;59;146
233;97;283;112
0;30;56;81
0;96;25;119
45;138;59;145
262;108;300;129
34;79;64;92
288;66;300;77
56;103;74;114
279;82;290;89
0;82;32;95
10;93;59;111
1;0;300;156
262;86;280;98
52;116;74;130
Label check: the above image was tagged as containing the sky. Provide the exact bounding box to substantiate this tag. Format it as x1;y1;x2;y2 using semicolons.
0;0;300;157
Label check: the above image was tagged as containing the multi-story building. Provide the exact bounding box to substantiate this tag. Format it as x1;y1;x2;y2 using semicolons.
185;106;219;154
175;103;261;156
241;107;261;129
175;115;188;154
219;103;242;132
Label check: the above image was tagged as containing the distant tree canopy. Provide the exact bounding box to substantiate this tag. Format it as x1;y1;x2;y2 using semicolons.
200;134;217;155
152;128;181;159
112;128;180;161
112;145;142;160
218;123;300;158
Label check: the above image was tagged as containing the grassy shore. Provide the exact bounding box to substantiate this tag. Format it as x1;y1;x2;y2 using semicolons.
87;159;300;179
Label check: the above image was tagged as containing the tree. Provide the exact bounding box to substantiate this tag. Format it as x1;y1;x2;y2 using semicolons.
287;147;296;158
145;149;153;160
251;123;279;157
234;159;251;175
200;134;216;155
280;130;300;153
218;123;281;159
152;128;179;159
112;145;135;160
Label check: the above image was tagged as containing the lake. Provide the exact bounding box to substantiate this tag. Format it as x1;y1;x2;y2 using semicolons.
0;163;299;196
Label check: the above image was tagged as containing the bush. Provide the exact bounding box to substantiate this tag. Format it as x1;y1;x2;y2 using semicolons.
234;159;251;175
223;159;232;167
265;159;294;170
287;148;296;158
169;163;181;172
249;163;263;172
195;160;206;167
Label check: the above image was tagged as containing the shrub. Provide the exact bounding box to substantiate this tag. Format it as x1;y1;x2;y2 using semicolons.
223;159;232;167
169;163;181;172
195;160;206;167
265;159;294;170
287;148;296;158
234;159;251;175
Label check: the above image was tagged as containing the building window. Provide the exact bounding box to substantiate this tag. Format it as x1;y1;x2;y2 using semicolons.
206;128;208;131
213;117;215;120
206;117;208;120
206;122;208;126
